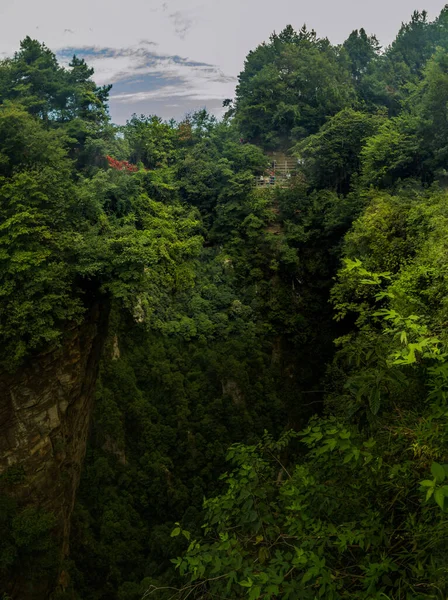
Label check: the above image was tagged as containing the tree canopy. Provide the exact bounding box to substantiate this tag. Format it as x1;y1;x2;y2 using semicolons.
3;7;448;600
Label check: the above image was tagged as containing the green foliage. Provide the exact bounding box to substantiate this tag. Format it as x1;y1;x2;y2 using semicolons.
343;28;381;84
234;25;355;148
0;37;110;126
168;416;448;599
124;115;178;169
361;113;426;187
0;499;59;594
0;64;203;369
420;462;448;511
295;108;384;193
6;7;448;599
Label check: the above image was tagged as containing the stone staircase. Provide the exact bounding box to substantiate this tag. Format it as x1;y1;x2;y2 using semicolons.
255;151;298;188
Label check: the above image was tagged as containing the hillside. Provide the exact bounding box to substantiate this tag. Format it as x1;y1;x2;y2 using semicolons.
1;9;448;600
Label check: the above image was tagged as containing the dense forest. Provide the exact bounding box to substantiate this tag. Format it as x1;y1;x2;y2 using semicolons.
1;6;448;600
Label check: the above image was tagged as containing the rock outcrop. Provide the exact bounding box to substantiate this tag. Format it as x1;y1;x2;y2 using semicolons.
0;301;108;599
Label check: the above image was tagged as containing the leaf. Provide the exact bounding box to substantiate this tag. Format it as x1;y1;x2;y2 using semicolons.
420;480;435;487
343;452;354;464
434;488;445;510
266;585;280;595
363;438;376;449
239;578;253;588
249;585;262;600
171;527;181;537
302;569;316;584
258;546;269;564
343;258;362;271
431;462;446;483
369;389;381;415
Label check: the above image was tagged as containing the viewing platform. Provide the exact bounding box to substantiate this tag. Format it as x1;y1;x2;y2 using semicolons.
255;151;299;188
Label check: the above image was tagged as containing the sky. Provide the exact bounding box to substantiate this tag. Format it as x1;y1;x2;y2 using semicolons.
0;0;447;123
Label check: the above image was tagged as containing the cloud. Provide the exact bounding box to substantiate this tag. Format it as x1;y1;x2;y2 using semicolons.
3;0;429;125
139;39;158;47
58;44;216;84
111;82;228;103
57;42;236;122
169;10;194;39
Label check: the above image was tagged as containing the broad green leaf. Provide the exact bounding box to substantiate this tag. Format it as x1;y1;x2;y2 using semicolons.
420;480;435;487
434;488;445;510
343;452;353;464
249;585;262;599
431;462;446;483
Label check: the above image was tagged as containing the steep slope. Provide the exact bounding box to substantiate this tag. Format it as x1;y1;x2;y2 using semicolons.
0;301;109;599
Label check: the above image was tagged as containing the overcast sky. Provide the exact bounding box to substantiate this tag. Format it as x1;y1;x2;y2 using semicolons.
0;0;447;123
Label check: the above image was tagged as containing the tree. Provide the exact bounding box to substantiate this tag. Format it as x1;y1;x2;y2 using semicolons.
233;26;355;148
295;108;384;193
171;411;448;599
343;28;381;82
124;115;177;169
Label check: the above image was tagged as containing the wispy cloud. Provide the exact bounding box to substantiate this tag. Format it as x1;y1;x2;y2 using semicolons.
58;45;215;83
112;83;229;103
57;43;236;112
139;39;158;47
169;10;194;39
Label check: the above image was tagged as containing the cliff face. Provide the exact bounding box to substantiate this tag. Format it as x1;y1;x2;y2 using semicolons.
0;301;108;599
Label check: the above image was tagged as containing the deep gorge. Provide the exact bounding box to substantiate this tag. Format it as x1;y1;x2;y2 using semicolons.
2;10;448;599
